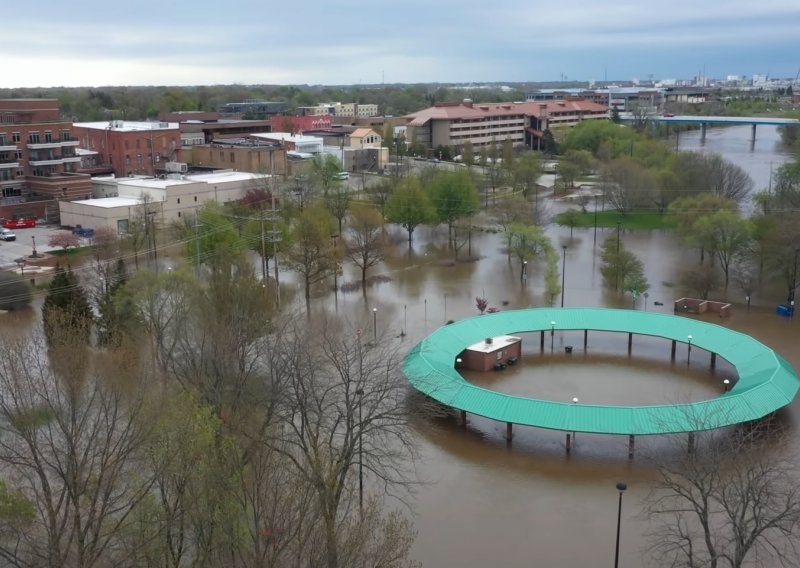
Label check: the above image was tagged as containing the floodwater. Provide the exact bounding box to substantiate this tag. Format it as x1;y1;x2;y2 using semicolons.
676;123;795;192
3;127;799;567
317;220;800;567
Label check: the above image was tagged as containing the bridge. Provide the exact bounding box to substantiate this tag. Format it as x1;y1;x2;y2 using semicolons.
621;114;800;145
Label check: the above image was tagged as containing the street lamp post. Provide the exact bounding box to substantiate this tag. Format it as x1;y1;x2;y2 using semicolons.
561;245;567;307
31;235;38;258
522;260;528;283
687;335;693;365
593;195;599;245
372;308;378;342
355;387;364;511
723;379;730;392
616;221;622;253
745;295;751;312
572;397;579;441
614;481;627;568
550;321;556;352
331;234;339;293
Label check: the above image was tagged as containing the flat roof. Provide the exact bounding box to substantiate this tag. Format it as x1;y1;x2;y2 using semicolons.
466;335;521;353
403;308;800;436
117;178;194;189
71;197;143;208
73;121;179;132
251;132;323;143
186;171;269;183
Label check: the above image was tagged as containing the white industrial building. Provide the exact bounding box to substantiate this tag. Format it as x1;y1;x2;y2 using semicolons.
250;132;324;154
59;169;270;234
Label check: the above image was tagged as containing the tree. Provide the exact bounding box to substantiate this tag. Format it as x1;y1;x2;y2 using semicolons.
559;208;583;240
325;181;352;235
475;296;488;314
669;194;737;262
267;321;419;568
310;154;344;196
511;153;543;200
0;271;32;311
541;128;558;155
366;180;393;219
42;265;92;345
286;207;337;311
772;159;800;211
602;157;655;213
462;140;474;170
47;231;80;251
506;224;556;283
694;210;752;288
610;106;621;123
385;177;436;244
428;170;479;243
680;264;722;300
600;236;649;294
182;202;247;270
0;332;159;568
492;194;533;260
702;153;753;204
96;258;133;347
346;205;385;289
646;419;800;568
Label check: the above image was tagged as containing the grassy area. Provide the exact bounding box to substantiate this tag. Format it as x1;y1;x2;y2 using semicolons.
49;247;90;258
554;209;675;231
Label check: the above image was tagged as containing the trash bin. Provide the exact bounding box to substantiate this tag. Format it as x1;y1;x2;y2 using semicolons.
565;346;573;354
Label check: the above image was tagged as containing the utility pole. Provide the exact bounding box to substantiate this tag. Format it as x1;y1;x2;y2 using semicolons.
194;211;201;278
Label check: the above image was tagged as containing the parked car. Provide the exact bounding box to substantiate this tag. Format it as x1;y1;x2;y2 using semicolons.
335;171;350;180
0;228;16;241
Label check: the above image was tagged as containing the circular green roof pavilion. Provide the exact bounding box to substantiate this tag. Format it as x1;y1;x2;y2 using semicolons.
403;308;800;435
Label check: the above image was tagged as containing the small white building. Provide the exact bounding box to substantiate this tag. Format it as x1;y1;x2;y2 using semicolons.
59;170;270;234
250;132;323;154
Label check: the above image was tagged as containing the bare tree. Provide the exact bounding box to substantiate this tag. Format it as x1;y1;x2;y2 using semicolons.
0;329;158;568
346;205;385;290
680;265;721;300
646;418;800;568
267;320;419;568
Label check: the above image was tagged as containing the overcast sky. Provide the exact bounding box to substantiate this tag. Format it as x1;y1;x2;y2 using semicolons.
7;0;800;88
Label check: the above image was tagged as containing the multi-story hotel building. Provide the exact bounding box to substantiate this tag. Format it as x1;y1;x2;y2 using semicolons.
72;120;183;178
0;99;91;202
405;98;609;152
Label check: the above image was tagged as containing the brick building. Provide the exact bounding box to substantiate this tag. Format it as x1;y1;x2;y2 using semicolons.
189;139;288;175
405;98;608;152
72;120;183;178
0;99;91;203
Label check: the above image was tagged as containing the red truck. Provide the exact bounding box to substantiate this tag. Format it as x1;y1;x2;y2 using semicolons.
2;218;36;229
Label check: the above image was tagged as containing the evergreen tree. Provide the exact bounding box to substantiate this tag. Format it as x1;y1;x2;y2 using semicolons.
97;259;133;346
542;128;558;155
42;264;92;345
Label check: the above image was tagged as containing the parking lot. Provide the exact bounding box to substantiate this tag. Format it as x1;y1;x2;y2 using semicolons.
0;225;67;270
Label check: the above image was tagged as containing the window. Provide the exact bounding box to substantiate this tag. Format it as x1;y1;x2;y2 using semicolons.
11;132;19;143
125;140;130;150
177;211;182;218
44;131;52;143
29;132;40;143
496;351;503;361
230;152;235;162
194;196;197;202
177;198;181;204
61;130;71;141
0;135;5;145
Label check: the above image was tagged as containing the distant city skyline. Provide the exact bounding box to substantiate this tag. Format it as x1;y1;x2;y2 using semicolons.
5;0;800;88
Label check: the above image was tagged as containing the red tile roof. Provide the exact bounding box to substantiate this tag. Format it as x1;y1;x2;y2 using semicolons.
405;99;608;125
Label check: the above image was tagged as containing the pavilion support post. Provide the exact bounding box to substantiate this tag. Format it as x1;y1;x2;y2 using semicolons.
506;422;513;442
671;340;677;361
701;122;707;142
628;435;635;460
628;333;633;355
710;353;717;371
460;410;467;428
751;123;757;145
566;433;571;454
583;329;588;350
688;432;696;454
540;330;545;352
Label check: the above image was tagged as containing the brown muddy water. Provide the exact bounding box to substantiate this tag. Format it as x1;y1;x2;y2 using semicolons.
313;218;800;568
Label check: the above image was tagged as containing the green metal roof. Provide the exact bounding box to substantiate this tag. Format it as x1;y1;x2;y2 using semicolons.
402;308;800;435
